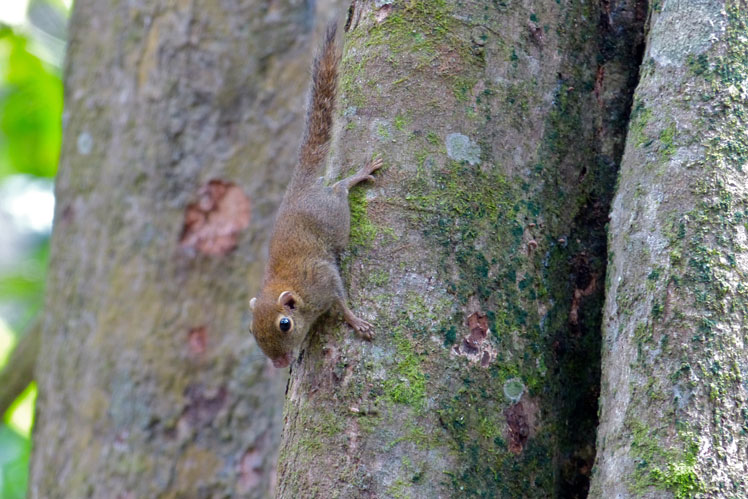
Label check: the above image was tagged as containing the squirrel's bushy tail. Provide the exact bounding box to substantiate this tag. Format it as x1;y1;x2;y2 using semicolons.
297;22;340;175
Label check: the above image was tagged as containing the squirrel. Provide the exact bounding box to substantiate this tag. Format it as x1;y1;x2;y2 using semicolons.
249;22;382;368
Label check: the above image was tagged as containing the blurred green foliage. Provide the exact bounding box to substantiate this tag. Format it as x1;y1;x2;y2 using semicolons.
0;26;62;178
0;239;50;330
0;425;29;499
0;1;68;496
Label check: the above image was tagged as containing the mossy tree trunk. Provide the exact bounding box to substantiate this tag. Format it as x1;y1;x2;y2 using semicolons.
277;1;645;497
592;2;748;497
30;0;341;497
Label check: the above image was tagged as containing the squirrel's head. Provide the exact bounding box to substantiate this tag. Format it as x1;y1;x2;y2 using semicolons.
249;290;310;368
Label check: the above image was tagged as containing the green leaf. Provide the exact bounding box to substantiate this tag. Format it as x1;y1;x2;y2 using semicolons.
0;425;30;499
0;29;62;179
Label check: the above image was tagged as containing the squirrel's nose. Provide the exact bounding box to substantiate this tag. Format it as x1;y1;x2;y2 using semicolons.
272;353;292;368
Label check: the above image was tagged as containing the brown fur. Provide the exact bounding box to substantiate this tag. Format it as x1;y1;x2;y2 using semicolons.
296;24;340;177
249;22;382;368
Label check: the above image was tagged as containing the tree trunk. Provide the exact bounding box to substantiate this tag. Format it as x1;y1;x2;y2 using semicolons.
277;1;644;497
30;1;340;497
592;1;748;497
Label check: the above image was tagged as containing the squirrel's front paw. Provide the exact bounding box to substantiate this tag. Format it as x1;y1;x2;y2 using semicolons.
354;318;374;341
343;307;374;340
348;315;374;341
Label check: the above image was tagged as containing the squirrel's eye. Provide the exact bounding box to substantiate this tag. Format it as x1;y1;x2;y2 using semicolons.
279;317;292;332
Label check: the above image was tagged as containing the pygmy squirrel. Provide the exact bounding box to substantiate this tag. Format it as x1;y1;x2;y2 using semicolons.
249;23;382;368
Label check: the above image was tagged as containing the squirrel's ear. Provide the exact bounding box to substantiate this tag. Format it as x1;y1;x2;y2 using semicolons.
278;291;302;310
249;297;257;311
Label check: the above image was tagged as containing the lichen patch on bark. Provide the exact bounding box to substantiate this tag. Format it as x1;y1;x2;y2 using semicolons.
445;133;481;165
180;180;251;255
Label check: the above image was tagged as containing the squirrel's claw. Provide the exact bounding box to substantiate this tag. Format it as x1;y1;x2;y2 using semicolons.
343;309;374;340
353;319;374;341
366;157;383;173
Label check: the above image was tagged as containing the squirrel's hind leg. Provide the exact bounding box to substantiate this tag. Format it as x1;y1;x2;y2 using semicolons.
332;157;383;193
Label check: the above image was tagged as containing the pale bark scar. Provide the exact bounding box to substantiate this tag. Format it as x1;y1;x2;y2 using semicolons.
452;311;497;367
505;402;530;454
375;3;393;23
188;326;207;356
504;398;538;455
180;180;251;255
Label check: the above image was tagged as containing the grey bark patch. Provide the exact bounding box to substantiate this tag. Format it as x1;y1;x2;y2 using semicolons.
446;133;481;165
182;384;228;427
77;131;93;155
649;0;725;66
237;439;267;494
373;119;393;142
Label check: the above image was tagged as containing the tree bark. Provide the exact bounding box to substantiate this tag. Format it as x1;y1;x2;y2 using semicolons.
277;1;644;497
30;0;340;497
593;1;748;497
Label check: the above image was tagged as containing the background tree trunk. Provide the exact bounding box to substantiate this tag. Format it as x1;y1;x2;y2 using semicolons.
30;0;341;496
592;1;748;497
278;1;644;497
